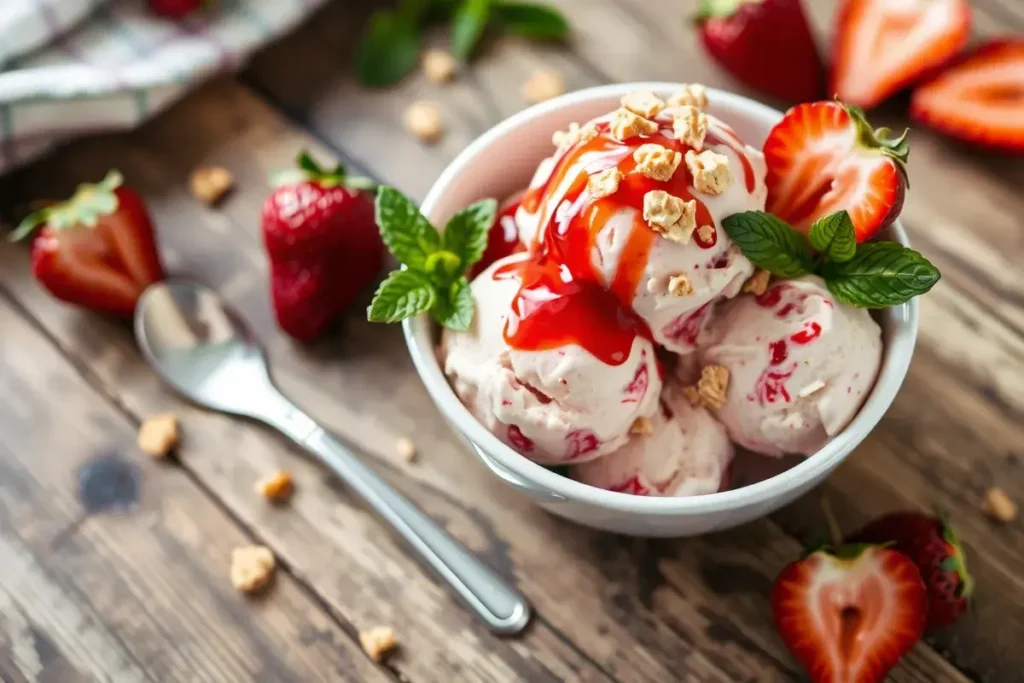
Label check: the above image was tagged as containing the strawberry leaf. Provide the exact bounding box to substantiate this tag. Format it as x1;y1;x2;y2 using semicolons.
355;10;422;86
375;186;440;271
822;242;940;308
809;210;856;263
491;2;569;40
722;211;815;277
367;270;437;323
431;276;474;330
442;198;497;272
451;0;492;60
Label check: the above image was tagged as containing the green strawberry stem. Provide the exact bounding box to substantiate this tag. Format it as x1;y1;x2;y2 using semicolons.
842;100;911;186
10;170;123;242
275;150;376;192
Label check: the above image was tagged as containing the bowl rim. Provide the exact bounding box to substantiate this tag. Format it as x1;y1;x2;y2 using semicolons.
403;82;919;515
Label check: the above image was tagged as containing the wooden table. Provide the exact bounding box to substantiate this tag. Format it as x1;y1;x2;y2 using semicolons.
1;1;1022;681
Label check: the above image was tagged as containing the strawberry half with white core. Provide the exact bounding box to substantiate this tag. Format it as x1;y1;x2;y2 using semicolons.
831;0;972;109
911;40;1024;153
695;0;825;103
10;171;166;317
764;101;909;243
772;545;927;682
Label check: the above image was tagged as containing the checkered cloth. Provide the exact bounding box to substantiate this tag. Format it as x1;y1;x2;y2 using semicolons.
0;0;325;175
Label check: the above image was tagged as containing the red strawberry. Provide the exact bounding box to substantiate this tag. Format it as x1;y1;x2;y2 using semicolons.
764;101;909;242
831;0;972;109
148;0;210;18
847;512;974;630
695;0;825;103
11;171;165;317
469;195;526;279
772;545;927;682
261;151;382;341
910;39;1024;153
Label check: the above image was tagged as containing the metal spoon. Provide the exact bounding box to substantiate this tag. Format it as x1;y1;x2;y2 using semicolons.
134;279;531;635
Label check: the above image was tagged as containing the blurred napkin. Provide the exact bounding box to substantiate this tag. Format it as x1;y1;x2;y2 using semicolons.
0;0;325;175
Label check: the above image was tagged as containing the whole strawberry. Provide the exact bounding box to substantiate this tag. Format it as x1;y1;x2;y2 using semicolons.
847;512;973;630
261;151;381;341
11;171;165;317
695;0;824;103
149;0;210;18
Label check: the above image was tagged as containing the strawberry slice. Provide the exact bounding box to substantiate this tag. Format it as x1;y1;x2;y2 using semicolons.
911;39;1024;153
831;0;972;109
772;545;927;682
764;101;909;242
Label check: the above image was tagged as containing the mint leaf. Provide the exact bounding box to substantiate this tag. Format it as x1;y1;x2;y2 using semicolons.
375;186;440;271
722;211;815;278
368;270;437;323
442;198;497;270
451;0;492;60
809;210;856;263
431;277;475;330
355;11;422;86
492;2;569;40
822;242;940;308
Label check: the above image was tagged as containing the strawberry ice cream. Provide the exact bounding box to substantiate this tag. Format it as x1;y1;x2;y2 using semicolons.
572;382;734;496
442;254;662;465
695;276;883;457
514;93;764;353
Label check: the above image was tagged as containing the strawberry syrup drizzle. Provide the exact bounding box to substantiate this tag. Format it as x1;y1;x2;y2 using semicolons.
470;198;526;278
502;125;727;365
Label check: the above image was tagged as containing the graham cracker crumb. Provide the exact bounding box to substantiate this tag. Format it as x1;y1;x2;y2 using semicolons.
138;413;179;458
396;437;417;462
633;144;682;182
360;626;398;662
423;49;457;83
621;90;665;118
404;101;444;143
667;83;708;109
230;545;275;594
697;365;730;410
630;416;654;436
588;168;623;199
982;487;1017;523
667;274;695;297
609;108;659;142
697;224;715;243
643;190;696;244
673;106;708;150
190;166;233;205
743;270;771;296
552;122;598;152
256;470;294;501
522;70;565;104
685;149;732;195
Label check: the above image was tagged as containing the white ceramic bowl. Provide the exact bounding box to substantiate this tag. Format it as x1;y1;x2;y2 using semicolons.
403;83;918;537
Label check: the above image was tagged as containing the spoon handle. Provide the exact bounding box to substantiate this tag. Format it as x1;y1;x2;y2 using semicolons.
274;408;531;635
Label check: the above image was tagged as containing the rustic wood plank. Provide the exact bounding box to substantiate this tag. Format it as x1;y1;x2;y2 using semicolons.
237;2;1024;680
1;76;980;681
0;295;391;683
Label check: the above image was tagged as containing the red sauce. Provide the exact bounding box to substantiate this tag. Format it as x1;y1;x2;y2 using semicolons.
470;198;526;278
790;321;822;345
610;475;651;496
565;430;601;460
755;285;784;308
768;339;788;365
498;123;724;365
757;364;796;405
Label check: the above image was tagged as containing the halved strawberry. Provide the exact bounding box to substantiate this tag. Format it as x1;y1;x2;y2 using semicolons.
772;545;927;682
831;0;972;109
911;39;1024;153
764;101;909;242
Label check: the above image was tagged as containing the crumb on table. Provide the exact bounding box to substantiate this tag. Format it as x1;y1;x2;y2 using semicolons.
138;413;179;458
396;437;416;462
359;626;398;662
255;470;294;501
230;545;276;594
982;487;1017;523
404;101;444;143
522;70;565;104
190;165;234;205
423;49;457;83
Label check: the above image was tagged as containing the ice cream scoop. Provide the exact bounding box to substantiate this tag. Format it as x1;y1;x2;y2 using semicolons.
514;95;765;353
442;254;662;465
572;382;734;496
695;276;883;457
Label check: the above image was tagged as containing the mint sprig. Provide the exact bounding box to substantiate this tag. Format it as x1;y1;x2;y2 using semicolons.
723;210;940;308
368;186;496;330
355;0;569;86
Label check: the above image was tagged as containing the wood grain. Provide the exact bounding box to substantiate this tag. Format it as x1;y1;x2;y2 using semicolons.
0;295;390;683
